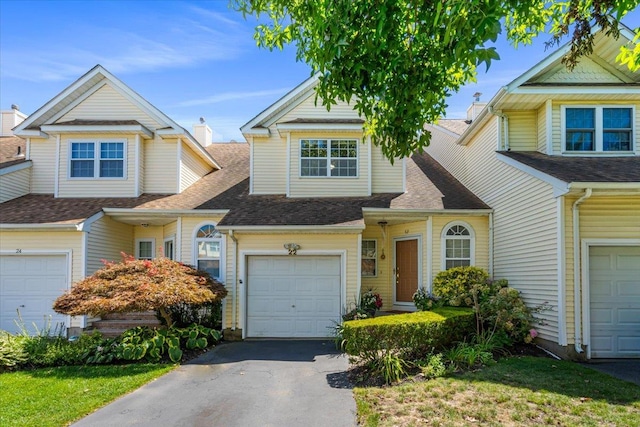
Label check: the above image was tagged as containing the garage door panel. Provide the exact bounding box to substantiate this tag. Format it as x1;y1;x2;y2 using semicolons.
589;246;640;358
619;282;640;297
247;256;341;338
617;255;640;270
619;308;640;324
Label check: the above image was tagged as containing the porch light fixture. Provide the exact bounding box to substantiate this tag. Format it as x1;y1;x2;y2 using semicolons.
140;223;149;228
284;243;301;255
378;221;388;260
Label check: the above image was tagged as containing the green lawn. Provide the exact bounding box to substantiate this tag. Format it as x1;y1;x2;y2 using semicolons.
0;364;175;427
355;356;640;426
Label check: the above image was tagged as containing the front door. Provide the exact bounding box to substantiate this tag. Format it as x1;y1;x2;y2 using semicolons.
395;238;419;304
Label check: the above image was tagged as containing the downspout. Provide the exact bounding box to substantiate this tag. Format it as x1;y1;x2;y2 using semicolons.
228;230;239;331
488;212;494;277
572;188;592;354
489;107;509;151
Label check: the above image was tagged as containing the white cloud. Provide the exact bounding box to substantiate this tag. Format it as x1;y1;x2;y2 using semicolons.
177;88;290;107
0;8;248;83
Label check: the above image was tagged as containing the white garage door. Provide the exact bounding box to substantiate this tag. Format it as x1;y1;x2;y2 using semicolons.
589;246;640;358
0;255;69;335
247;256;341;338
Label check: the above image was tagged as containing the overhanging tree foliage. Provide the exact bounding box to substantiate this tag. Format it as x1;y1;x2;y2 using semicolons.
235;0;639;160
53;254;228;328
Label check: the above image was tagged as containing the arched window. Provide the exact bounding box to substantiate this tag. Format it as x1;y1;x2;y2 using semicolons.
442;222;474;270
195;224;222;280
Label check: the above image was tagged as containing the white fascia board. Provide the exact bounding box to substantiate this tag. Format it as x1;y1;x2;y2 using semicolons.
242;128;270;137
511;86;640;95
505;45;572;91
276;123;363;132
496;153;570;196
0;160;32;175
240;74;320;133
13;65;107;133
40;124;153;138
14;129;48;138
216;224;366;233
76;211;105;232
362;208;493;216
103;208;229;216
0;223;80;231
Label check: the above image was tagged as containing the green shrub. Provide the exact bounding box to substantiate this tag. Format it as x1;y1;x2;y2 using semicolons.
341;307;475;359
480;286;538;344
0;332;27;370
416;353;447;379
432;266;491;307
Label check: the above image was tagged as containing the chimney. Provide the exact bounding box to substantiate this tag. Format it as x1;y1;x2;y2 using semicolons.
466;93;487;122
1;104;27;137
193;117;212;147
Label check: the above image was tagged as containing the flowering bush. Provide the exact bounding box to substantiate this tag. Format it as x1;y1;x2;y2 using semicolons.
432;266;491;307
412;288;443;311
360;289;383;312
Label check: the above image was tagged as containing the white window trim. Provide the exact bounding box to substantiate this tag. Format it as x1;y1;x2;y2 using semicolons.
440;221;475;270
560;105;636;155
136;238;155;260
299;138;360;178
361;239;378;278
192;221;225;282
68;139;128;179
163;237;175;260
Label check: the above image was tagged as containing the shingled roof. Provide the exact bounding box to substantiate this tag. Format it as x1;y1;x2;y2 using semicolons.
499;151;640;183
0;136;27;167
0;142;489;226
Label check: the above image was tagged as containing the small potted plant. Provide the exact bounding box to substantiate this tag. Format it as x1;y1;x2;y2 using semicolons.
360;289;383;317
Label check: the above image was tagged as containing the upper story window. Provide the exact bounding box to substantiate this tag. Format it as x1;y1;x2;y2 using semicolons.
563;106;634;153
70;141;125;178
300;139;358;177
442;222;475;270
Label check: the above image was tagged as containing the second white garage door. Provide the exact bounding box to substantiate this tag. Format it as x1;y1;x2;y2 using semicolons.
246;256;341;338
589;246;640;358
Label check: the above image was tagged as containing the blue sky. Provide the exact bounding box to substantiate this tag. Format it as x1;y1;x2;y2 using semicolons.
1;1;638;141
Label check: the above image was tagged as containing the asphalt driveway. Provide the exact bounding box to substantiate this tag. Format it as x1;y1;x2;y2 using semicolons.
73;340;356;427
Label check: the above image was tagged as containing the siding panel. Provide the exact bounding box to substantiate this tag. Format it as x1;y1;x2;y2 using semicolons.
180;142;211;192
86;216;133;274
29;137;57;193
0;165;31;202
506;110;537;151
143;137;177;193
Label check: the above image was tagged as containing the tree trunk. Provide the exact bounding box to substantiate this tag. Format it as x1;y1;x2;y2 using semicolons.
158;307;173;328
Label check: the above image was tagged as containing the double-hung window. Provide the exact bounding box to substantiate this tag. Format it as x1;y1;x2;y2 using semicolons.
70;141;125;178
564;106;633;153
300;139;358;177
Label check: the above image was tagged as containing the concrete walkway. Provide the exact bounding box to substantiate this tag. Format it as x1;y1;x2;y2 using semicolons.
73;340;356;427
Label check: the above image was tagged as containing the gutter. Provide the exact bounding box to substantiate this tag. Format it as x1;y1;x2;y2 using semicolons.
572;188;592;355
228;230;239;331
0;223;80;231
216;224;367;233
